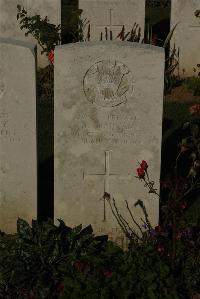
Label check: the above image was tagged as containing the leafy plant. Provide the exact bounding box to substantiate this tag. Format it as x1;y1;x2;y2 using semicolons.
0;218;111;298
103;108;200;298
17;5;61;55
183;77;200;96
61;4;89;43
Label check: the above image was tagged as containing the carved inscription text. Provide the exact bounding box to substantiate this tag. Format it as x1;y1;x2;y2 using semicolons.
68;112;138;145
0;109;21;142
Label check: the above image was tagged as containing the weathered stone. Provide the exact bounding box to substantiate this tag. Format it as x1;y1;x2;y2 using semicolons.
171;0;200;77
54;41;164;250
0;0;61;68
79;0;145;41
0;38;37;233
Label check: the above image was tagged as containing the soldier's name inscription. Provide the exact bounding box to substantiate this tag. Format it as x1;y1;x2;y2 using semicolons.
64;112;139;145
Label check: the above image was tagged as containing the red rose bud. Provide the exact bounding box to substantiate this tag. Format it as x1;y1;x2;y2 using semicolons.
180;201;187;210
57;283;64;293
180;144;189;152
141;160;148;170
137;167;145;178
155;225;162;233
157;244;165;253
176;232;182;240
48;50;54;64
74;260;85;272
189;104;200;114
103;270;113;278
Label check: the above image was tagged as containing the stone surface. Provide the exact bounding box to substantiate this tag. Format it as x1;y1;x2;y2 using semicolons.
0;37;37;233
54;41;164;250
0;0;28;41
79;0;145;41
26;0;61;25
0;0;61;68
171;0;200;77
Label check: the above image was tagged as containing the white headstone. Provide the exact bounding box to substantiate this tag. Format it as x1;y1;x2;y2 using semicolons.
0;0;28;40
0;0;61;68
54;42;164;250
79;0;145;41
0;38;37;233
171;0;200;77
27;0;61;25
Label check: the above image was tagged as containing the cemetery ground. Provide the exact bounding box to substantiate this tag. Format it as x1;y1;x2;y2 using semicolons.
0;65;200;298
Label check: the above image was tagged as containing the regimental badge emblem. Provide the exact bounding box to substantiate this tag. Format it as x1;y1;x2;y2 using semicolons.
83;60;133;107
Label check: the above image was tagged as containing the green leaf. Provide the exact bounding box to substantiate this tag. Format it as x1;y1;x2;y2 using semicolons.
72;224;82;234
17;218;32;240
16;4;21;12
197;142;200;154
79;225;93;236
191;124;199;137
163;23;179;48
183;122;190;130
189;152;196;161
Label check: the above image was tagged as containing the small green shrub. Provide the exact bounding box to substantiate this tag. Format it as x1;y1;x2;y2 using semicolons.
183;77;200;96
17;5;61;55
1;217;199;298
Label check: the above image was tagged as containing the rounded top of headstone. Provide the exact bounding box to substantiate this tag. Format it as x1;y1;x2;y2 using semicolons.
55;41;164;53
83;59;133;107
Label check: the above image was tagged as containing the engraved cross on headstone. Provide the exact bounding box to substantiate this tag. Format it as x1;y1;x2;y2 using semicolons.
97;9;124;40
83;150;132;221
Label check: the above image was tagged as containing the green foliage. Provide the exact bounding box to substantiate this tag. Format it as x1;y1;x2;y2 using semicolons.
1;217;199;298
183;77;200;96
17;5;61;54
0;218;112;298
61;3;89;43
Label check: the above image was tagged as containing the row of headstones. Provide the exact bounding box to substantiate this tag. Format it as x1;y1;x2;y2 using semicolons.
0;36;164;250
0;0;200;76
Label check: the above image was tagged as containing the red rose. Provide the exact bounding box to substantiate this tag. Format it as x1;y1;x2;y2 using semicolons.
103;270;113;278
141;160;148;170
48;50;54;64
189;104;200;114
74;260;87;272
176;231;183;240
157;244;165;253
137;167;145;178
180;144;189;152
57;283;64;293
180;201;187;210
155;225;162;233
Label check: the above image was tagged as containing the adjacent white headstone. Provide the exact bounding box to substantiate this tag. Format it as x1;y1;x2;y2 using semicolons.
171;0;200;77
26;0;61;25
54;42;164;250
0;0;61;68
0;0;28;40
79;0;145;41
0;38;37;233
